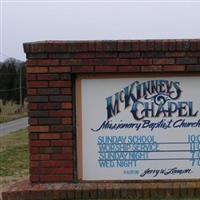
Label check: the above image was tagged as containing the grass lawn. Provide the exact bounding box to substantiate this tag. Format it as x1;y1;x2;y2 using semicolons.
0;100;27;123
0;128;29;188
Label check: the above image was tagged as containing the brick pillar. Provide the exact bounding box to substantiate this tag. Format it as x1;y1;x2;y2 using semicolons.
26;57;73;182
24;40;200;183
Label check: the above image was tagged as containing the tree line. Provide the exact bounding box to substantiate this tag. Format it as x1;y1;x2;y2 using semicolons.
0;58;26;104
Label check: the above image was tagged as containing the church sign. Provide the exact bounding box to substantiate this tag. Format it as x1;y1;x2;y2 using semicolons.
77;76;200;180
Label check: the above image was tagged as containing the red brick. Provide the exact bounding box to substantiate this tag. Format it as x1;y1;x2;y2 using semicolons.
163;65;185;71
38;117;62;125
168;41;176;51
30;161;39;168
28;81;48;88
30;133;38;140
28;103;37;110
39;147;62;154
27;59;59;66
37;103;61;110
95;52;117;58
62;133;72;140
180;40;190;51
61;59;82;65
28;96;48;103
61;88;72;95
38;88;60;95
118;66;140;72
40;160;72;167
139;41;147;50
27;89;37;95
191;40;198;50
62;147;73;154
29;126;49;133
165;52;185;57
83;42;94;52
147;40;155;51
62;118;72;125
95;41;117;51
27;67;48;73
49;94;71;102
37;74;59;80
187;65;200;71
153;58;175;65
51;140;73;147
30;175;40;182
29;111;49;117
119;52;140;58
35;118;60;126
39;133;61;140
187;52;200;57
49;110;72;117
31;154;50;160
154;40;162;51
31;167;73;175
141;66;162;72
132;41;140;51
62;103;72;109
162;40;169;51
176;57;198;64
50;125;72;132
29;118;38;125
95;66;117;72
51;94;67;103
38;118;62;125
72;52;96;58
49;66;71;73
142;183;150;198
131;59;152;65
30;141;50;147
30;147;39;154
44;43;69;52
117;41;132;51
51;154;73;160
94;58;129;66
73;42;89;52
115;58;130;65
140;40;154;51
49;81;71;87
176;40;183;51
27;74;37;81
40;174;73;182
72;66;94;73
51;167;73;174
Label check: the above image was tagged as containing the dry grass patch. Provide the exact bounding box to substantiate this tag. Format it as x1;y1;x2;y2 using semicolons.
0;128;29;188
0;100;27;123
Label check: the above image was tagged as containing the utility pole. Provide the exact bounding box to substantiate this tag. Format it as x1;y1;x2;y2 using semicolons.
19;67;22;107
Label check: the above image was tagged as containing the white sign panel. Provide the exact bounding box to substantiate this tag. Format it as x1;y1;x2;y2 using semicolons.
81;76;200;180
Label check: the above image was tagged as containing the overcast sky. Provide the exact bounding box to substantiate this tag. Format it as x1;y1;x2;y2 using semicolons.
1;0;200;61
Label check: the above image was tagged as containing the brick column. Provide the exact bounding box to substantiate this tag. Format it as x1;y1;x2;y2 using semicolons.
26;57;73;182
24;40;200;183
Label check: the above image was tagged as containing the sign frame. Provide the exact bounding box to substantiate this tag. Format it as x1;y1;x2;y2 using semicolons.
76;73;200;181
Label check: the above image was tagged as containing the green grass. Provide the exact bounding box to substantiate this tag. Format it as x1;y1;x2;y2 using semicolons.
0;100;27;123
0;128;29;187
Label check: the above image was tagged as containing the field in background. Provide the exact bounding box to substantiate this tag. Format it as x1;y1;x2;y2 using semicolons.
0;100;27;123
0;128;29;188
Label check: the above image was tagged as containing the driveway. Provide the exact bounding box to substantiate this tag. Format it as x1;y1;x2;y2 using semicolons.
0;117;28;136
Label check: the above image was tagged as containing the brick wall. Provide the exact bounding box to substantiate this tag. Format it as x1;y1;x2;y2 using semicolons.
23;39;200;183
